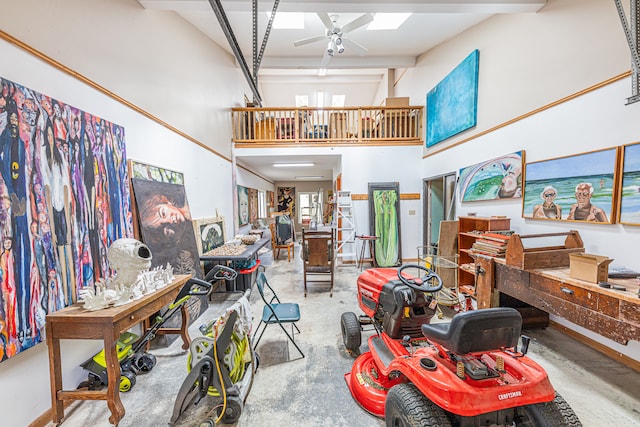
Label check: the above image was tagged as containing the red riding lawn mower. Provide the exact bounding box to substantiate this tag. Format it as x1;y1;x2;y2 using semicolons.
340;264;582;427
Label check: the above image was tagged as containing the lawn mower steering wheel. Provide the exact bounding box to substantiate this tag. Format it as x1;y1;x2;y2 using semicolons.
397;264;443;293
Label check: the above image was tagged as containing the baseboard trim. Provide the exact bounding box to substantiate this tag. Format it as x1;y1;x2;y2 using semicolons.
550;320;640;373
29;400;76;427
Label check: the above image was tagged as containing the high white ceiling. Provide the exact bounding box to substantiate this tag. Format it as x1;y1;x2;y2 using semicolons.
138;0;546;182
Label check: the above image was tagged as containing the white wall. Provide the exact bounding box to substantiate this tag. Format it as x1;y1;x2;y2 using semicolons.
395;0;640;361
0;2;245;425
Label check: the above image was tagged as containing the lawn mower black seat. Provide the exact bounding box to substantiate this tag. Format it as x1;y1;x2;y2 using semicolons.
421;307;522;355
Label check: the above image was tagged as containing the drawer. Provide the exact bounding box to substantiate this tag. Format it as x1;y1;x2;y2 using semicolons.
529;275;597;310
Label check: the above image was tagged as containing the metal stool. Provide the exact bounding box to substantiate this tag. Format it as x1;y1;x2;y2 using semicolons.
356;235;377;271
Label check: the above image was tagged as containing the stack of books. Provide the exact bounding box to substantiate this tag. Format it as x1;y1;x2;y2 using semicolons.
470;232;511;257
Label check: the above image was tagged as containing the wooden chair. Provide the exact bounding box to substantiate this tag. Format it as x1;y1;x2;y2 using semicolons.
270;213;295;262
302;228;335;297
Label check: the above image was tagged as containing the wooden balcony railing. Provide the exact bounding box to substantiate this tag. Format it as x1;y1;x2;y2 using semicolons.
231;106;423;145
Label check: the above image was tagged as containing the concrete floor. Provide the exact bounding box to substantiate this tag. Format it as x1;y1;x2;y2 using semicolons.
47;243;640;427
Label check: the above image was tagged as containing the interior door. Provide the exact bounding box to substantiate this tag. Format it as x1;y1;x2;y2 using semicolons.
423;173;457;251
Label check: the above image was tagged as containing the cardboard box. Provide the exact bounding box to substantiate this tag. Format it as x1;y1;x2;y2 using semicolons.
569;253;613;283
385;97;410;107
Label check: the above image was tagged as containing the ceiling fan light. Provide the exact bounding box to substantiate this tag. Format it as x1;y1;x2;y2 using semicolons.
327;40;334;56
335;37;342;45
337;45;345;54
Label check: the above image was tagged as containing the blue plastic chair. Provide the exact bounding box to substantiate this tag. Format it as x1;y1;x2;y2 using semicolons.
252;272;305;358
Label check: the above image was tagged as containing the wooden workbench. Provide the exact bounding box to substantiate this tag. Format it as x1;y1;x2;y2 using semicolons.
493;259;640;345
46;275;191;425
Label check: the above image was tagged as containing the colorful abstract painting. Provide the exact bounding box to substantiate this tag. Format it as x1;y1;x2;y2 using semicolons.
459;151;524;202
277;187;295;217
0;76;133;362
522;148;619;223
369;182;402;267
618;142;640;225
426;49;479;147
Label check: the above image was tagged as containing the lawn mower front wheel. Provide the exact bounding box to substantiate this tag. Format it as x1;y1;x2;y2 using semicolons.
341;312;362;354
385;383;452;427
135;353;157;372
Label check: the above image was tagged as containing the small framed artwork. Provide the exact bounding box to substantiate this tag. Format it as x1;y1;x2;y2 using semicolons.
459;151;524;201
522;147;620;224
368;182;402;267
193;217;226;255
618;142;640;226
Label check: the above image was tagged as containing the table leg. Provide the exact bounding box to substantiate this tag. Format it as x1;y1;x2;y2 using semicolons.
180;304;191;350
104;325;125;425
47;323;64;424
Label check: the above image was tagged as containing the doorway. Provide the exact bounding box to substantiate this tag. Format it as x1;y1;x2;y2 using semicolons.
423;173;457;250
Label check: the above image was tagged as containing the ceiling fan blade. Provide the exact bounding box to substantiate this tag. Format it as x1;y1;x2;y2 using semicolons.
320;50;332;68
294;35;328;47
342;38;368;55
341;13;374;34
317;12;335;31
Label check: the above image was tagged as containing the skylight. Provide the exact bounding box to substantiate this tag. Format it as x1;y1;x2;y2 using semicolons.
266;12;304;29
367;13;411;30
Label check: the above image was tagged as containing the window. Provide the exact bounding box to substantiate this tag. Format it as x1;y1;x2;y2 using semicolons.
299;191;324;226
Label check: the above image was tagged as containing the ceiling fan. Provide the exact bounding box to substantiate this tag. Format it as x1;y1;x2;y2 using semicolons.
293;13;374;67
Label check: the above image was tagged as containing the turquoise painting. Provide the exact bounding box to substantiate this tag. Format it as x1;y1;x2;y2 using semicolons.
459;151;523;202
523;148;619;224
426;49;479;147
619;142;640;225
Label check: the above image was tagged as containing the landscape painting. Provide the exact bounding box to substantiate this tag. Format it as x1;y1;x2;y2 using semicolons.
459;151;524;201
522;148;619;224
618;142;640;225
426;49;479;147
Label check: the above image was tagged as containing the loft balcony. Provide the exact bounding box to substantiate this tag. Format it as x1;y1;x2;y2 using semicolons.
231;106;424;146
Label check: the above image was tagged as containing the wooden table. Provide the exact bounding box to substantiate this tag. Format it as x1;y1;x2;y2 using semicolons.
493;259;640;345
46;275;191;425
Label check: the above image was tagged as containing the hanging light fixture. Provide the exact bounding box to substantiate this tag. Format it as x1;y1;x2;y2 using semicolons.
327;39;334;56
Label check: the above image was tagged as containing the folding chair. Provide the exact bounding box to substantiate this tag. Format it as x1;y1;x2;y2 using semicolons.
252;272;305;358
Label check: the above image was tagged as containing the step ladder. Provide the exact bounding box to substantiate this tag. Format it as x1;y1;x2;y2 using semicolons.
335;191;356;265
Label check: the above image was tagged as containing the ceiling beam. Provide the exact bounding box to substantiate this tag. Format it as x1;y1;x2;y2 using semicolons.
139;0;546;14
259;55;416;69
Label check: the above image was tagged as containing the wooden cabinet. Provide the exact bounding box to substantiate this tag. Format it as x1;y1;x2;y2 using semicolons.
457;216;511;299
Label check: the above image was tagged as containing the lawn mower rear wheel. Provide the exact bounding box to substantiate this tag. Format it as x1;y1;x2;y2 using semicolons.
385;383;452;427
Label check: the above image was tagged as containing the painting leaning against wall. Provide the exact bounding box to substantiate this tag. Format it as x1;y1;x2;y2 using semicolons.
0;76;133;362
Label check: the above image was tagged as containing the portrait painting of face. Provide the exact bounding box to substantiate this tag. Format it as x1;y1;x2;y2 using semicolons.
238;185;249;226
131;178;202;279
